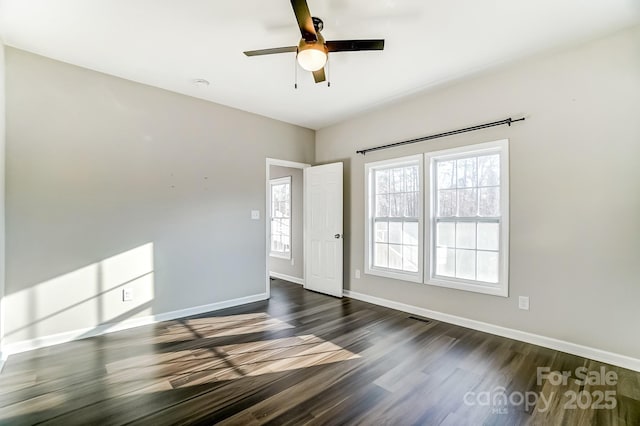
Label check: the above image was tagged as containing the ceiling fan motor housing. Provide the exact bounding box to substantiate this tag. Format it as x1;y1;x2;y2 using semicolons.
298;31;326;53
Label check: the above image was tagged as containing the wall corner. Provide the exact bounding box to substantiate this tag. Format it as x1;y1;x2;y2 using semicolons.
0;41;7;366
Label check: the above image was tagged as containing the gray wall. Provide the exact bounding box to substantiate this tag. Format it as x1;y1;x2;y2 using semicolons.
268;165;304;280
4;48;314;344
315;26;640;359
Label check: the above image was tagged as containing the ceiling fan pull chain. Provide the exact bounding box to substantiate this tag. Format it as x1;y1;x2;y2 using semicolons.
294;54;298;89
327;56;331;87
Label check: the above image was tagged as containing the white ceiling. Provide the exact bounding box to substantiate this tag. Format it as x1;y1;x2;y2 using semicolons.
1;0;639;130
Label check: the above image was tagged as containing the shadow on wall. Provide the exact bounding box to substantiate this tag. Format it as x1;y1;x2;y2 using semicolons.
5;243;155;344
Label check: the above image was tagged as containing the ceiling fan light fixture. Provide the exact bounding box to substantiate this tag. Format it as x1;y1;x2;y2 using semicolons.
297;42;327;72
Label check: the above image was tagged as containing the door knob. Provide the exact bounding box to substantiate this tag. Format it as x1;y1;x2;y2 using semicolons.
334;234;342;239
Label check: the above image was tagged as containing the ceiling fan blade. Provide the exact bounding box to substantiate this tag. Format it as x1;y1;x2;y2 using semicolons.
326;39;385;52
244;46;297;56
312;68;326;83
290;0;317;42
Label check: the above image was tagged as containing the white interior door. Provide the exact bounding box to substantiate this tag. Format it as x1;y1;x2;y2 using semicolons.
305;162;343;297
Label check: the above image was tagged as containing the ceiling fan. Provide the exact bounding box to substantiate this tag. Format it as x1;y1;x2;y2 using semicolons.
243;0;385;84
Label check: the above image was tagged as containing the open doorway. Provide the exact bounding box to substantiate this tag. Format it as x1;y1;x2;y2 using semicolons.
265;158;310;298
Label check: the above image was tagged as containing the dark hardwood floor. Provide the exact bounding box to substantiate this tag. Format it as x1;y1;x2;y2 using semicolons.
0;279;638;425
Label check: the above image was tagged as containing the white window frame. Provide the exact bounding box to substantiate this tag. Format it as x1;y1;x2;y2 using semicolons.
424;139;509;297
364;154;424;283
269;176;292;260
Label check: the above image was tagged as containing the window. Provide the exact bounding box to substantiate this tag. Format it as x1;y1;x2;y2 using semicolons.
365;155;423;282
363;141;509;295
426;140;509;296
270;176;291;259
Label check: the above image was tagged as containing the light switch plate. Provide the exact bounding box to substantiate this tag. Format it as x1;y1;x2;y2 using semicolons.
251;210;260;220
518;296;529;310
123;288;133;302
355;269;361;279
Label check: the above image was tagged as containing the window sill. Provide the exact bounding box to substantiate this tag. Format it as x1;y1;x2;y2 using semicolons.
426;277;508;297
365;267;422;284
270;253;291;260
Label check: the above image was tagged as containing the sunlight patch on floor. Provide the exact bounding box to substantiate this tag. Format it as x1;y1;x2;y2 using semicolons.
152;313;295;344
105;332;360;391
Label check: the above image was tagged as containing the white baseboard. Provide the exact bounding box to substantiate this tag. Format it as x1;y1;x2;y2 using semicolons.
269;271;304;286
1;293;268;358
344;290;640;373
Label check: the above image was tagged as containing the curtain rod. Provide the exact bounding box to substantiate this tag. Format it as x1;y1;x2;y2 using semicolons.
356;117;525;155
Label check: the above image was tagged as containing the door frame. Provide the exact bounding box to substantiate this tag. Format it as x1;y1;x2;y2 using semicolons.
265;158;311;298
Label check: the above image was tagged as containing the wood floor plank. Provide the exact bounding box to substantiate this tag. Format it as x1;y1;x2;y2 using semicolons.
0;279;638;425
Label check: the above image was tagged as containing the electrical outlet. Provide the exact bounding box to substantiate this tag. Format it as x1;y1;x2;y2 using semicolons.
518;296;529;310
123;288;133;302
251;210;260;220
355;269;361;279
